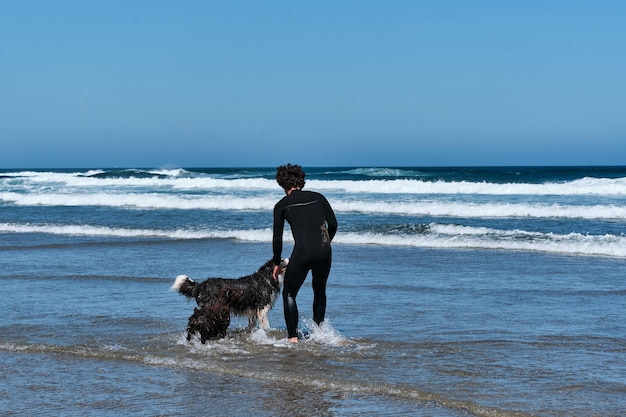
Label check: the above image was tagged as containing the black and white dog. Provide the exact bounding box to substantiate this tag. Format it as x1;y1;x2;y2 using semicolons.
171;258;288;333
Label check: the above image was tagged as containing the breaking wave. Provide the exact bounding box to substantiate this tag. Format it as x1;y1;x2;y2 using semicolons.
2;169;626;195
2;222;625;258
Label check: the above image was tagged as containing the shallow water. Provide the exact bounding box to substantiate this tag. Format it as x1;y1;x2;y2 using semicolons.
1;239;624;416
1;167;625;416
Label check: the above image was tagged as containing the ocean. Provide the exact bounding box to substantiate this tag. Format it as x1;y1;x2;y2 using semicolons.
1;166;624;417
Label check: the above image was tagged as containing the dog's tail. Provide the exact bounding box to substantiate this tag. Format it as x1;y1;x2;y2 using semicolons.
171;274;196;298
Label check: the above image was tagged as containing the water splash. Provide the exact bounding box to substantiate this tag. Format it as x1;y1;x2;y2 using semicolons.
300;319;348;346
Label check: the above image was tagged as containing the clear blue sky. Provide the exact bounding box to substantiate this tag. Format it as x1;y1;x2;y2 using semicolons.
1;1;624;168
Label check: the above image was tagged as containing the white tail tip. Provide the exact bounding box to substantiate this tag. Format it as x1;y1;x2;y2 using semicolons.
171;274;192;291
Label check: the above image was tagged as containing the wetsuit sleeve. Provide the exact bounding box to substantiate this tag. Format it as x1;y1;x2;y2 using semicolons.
322;195;338;241
272;204;285;265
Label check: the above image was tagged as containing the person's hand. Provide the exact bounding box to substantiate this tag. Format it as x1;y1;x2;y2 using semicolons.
272;264;285;281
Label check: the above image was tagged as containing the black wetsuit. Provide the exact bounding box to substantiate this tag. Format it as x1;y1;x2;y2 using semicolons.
272;189;338;338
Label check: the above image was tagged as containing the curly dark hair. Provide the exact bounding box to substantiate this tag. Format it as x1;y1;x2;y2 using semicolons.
276;164;306;191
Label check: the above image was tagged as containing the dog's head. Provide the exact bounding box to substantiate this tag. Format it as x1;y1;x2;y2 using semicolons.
275;258;288;285
258;258;289;285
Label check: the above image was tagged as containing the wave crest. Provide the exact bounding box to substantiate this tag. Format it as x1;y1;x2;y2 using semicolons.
2;222;624;258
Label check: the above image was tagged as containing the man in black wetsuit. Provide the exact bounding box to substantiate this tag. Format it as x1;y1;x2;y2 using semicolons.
272;164;338;343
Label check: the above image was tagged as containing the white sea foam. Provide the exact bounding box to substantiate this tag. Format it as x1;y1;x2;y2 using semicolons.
0;222;274;241
336;200;626;219
2;170;626;195
337;228;626;258
308;176;626;196
2;222;624;258
0;171;277;191
2;191;625;220
0;192;277;211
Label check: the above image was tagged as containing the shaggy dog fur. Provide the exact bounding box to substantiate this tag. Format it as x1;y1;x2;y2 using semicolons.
186;287;244;343
171;258;288;331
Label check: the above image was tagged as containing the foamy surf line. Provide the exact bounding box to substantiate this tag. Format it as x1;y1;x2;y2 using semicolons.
339;227;626;258
2;223;625;258
0;223;273;241
2;192;626;220
0;341;532;417
0;192;276;211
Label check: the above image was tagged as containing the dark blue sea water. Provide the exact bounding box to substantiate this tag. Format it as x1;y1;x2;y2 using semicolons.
1;166;625;416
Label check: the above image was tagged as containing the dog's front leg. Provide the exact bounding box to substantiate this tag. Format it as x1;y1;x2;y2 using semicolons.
257;306;271;330
246;313;258;330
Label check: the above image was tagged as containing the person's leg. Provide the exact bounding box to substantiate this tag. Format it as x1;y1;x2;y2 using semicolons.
311;253;331;326
282;257;309;340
